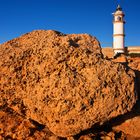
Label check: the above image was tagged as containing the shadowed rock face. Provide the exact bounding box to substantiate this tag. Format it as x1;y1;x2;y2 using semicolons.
0;30;137;137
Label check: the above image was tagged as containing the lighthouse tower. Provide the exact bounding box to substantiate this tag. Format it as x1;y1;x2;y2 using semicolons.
113;5;125;55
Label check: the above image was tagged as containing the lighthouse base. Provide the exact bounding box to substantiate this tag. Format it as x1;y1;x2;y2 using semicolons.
113;48;125;56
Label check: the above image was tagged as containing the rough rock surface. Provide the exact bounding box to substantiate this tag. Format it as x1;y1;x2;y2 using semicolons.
102;48;140;138
0;30;137;137
0;106;56;140
112;57;140;138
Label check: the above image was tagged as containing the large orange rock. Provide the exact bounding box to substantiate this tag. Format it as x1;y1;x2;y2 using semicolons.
0;30;137;137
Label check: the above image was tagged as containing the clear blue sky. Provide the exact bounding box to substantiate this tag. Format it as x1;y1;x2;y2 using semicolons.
0;0;140;47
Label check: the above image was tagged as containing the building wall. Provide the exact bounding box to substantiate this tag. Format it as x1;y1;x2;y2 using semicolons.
127;47;140;54
102;47;140;58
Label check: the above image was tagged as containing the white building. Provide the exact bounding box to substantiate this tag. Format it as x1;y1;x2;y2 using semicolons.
113;5;125;55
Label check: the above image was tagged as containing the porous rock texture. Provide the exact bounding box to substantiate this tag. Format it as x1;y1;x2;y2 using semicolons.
0;30;137;137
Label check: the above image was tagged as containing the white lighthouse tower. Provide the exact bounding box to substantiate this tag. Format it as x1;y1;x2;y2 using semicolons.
113;5;125;55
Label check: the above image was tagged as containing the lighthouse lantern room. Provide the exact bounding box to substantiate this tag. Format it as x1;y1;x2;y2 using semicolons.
113;5;125;55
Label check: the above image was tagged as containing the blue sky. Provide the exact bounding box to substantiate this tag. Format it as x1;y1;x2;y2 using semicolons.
0;0;140;47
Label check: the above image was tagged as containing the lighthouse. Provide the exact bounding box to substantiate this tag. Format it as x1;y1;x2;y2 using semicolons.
113;5;125;55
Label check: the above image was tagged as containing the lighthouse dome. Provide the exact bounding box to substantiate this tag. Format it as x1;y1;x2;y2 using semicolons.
114;5;124;16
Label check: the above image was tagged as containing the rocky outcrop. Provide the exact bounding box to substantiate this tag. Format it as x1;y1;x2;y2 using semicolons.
0;30;137;137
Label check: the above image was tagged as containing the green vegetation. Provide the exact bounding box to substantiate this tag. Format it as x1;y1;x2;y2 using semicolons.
127;53;140;57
